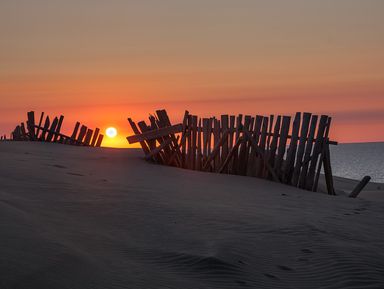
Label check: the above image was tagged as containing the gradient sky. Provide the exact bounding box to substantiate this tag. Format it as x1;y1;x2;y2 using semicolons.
1;0;383;147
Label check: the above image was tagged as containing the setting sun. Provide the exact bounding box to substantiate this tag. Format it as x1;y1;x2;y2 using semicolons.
106;127;117;138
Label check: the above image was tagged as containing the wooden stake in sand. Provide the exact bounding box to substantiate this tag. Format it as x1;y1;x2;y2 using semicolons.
349;176;371;198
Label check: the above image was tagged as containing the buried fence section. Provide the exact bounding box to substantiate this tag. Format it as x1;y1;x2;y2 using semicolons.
127;109;338;195
10;111;104;147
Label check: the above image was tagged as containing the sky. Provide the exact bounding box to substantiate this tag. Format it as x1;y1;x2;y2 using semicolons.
0;0;383;147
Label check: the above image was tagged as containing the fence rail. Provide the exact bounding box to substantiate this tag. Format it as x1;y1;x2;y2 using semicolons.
8;111;104;147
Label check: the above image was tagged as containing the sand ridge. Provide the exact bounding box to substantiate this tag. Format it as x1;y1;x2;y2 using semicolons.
1;142;384;288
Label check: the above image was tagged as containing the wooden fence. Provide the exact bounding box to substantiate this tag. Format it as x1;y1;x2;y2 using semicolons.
127;110;337;195
10;111;104;147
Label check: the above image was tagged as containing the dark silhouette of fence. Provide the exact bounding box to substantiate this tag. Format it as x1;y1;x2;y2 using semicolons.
9;111;104;147
127;110;337;194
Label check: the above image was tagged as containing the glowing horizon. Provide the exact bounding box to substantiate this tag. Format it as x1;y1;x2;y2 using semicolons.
0;0;383;147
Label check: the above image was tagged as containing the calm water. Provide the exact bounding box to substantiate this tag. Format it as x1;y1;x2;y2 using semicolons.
330;142;384;183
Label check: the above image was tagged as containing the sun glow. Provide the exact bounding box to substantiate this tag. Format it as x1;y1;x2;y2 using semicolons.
106;127;117;138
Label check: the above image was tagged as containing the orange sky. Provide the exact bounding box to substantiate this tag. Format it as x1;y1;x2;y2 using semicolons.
0;1;383;147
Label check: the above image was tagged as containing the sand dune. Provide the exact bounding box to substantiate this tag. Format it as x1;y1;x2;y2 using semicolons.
1;142;384;289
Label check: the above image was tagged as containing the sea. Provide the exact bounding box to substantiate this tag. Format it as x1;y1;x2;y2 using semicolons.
329;142;384;183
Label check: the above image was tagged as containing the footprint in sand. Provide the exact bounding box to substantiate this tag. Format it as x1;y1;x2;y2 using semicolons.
277;265;294;271
264;273;279;280
67;172;84;177
301;248;314;254
52;164;67;169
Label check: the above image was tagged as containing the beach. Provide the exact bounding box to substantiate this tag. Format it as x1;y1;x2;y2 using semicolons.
1;142;384;288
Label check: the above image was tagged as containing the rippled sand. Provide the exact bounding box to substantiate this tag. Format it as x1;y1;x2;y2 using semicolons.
1;142;383;289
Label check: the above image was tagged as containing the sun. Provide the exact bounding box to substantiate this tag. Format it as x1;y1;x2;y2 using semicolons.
106;127;117;138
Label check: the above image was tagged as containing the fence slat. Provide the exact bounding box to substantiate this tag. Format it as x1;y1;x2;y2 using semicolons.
292;112;312;187
213;118;221;171
305;115;328;190
27;111;36;140
191;115;198;170
197;118;202;170
256;117;268;177
274;116;291;179
36;112;45;139
180;111;189;168
221;115;229;164
312;116;332;192
84;129;93;146
77;125;88;144
238;115;251;175
46;117;58;142
90;128;100;147
267;115;281;180
283;112;301;183
95;134;104;147
298;115;318;189
247;115;263;176
53;115;64;142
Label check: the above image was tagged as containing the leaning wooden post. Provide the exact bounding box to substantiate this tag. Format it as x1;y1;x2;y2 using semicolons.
349;176;371;198
323;141;336;195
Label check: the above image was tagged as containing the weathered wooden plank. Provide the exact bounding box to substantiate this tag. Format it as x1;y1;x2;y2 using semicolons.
247;115;263;176
84;129;93;146
274;116;291;179
70;122;80;144
76;125;88;144
323;140;335;195
127;123;183;144
298;115;318;189
147;116;161;153
166;135;181;166
219;136;242;173
191;115;198;170
45;117;58;142
242;129;280;182
156;109;183;167
292;112;312;187
95;134;104;147
312;117;332;192
90;128;100;147
266;115;274;152
256;116;269;177
180;111;189;168
196;118;202;170
20;123;28;140
187;115;193;169
229;115;235;150
213;118;221;171
202;118;209;161
237;115;251;175
305;115;328;190
128;118;150;156
283;112;301;183
139;119;164;164
36;112;45;139
156;115;181;166
27;111;36;140
203;129;229;171
53;115;64;142
349;176;371;198
227;115;236;173
145;138;173;160
231;114;243;175
263;114;275;178
221;115;229;164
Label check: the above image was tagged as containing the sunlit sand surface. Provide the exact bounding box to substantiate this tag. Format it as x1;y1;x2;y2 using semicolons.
0;142;383;288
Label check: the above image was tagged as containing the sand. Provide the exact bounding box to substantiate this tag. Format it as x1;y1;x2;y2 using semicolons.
1;142;384;289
